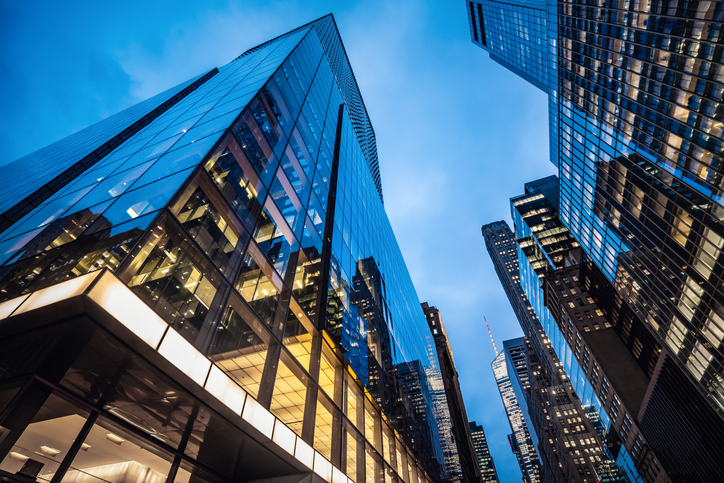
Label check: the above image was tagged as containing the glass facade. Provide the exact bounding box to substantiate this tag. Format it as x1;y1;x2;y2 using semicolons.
467;0;551;92
473;0;724;479
491;350;540;483
0;14;448;483
483;204;628;482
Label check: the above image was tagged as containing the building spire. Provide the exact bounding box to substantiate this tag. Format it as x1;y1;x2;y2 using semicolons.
485;316;499;357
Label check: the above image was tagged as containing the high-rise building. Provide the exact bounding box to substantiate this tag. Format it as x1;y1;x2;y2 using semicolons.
0;15;448;483
483;196;628;483
470;0;724;479
499;339;543;483
422;303;481;483
468;422;499;483
491;345;541;483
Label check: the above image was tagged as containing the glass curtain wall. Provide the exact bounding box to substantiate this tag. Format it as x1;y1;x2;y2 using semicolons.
0;16;440;483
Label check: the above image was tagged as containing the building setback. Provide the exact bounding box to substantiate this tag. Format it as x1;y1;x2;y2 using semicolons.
0;15;450;483
468;422;499;483
422;302;482;483
483;183;631;483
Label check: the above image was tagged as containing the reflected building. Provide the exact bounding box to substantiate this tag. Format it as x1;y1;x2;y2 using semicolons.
469;0;724;479
468;422;498;483
0;15;446;483
395;361;444;481
491;347;541;483
423;303;481;483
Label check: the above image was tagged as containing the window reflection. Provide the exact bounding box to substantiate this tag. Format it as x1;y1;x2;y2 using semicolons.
319;343;342;405
209;294;272;399
234;242;282;329
0;213;150;301
63;416;174;483
314;393;335;460
0;392;90;483
176;187;245;277
249;95;285;154
10;202;113;263
231;111;274;177
346;376;363;431
280;144;311;208
345;423;364;483
270;351;308;437
382;424;392;465
288;129;314;179
292;244;321;320
269;170;304;239
366;443;382;483
204;134;265;232
254;199;298;280
260;82;294;137
283;300;313;371
126;218;221;343
365;400;381;452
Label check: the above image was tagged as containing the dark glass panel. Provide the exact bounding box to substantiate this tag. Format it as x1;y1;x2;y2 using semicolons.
234;242;283;329
0;391;91;482
208;293;273;399
231;110;274;177
204;134;265;232
176;186;247;278
126;217;222;344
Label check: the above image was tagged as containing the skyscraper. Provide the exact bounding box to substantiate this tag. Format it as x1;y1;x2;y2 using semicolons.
423;303;481;483
0;15;447;483
471;0;724;479
490;342;541;483
468;422;499;483
483;192;629;483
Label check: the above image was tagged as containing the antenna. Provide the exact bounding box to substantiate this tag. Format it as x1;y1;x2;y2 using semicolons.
485;316;499;357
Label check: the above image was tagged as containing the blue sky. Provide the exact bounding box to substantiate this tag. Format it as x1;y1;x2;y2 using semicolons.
0;1;556;480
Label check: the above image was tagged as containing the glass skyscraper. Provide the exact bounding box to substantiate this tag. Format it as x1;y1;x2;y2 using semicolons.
471;0;724;479
0;15;448;483
491;346;541;483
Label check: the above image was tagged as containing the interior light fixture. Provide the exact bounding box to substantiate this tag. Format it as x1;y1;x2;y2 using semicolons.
9;452;29;461
40;446;61;456
106;433;125;445
80;443;91;452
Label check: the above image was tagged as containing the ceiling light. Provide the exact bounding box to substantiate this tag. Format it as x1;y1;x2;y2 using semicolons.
9;452;29;461
40;446;61;456
80;443;91;452
106;433;125;445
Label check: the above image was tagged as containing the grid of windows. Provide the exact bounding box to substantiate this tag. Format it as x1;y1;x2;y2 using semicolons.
469;422;499;482
492;351;540;483
473;0;724;478
0;15;444;483
467;0;550;91
553;0;724;416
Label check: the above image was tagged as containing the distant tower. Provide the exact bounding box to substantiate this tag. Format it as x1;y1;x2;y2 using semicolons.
469;421;500;483
423;302;482;482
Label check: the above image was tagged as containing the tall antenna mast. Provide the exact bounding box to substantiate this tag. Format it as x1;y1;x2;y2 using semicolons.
485;316;499;357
